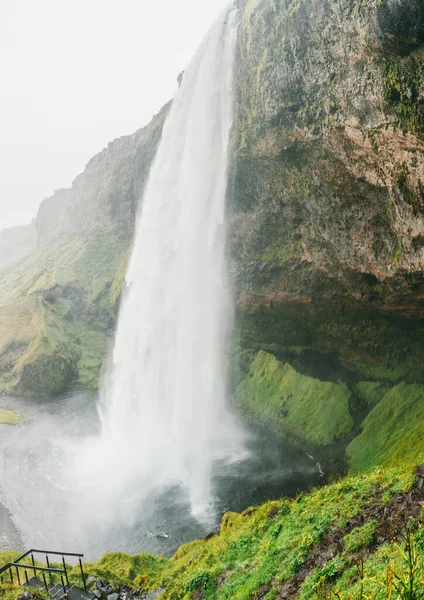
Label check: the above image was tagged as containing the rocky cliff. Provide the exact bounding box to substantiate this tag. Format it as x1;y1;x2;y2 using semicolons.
229;0;424;472
36;103;169;244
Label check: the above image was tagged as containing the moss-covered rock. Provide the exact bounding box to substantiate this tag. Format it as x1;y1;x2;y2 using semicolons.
237;350;353;446
16;342;79;397
229;0;424;472
347;382;424;473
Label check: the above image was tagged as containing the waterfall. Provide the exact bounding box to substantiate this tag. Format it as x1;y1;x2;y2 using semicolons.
77;4;245;521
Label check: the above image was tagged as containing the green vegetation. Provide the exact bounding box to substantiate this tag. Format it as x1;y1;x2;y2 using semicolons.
0;227;130;396
237;351;353;446
3;463;424;600
84;552;168;590
347;383;424;474
353;382;390;407
343;520;379;553
0;408;23;425
383;49;424;141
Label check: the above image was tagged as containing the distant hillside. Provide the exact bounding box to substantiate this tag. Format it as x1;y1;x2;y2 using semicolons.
0;104;169;396
36;103;170;245
0;223;36;270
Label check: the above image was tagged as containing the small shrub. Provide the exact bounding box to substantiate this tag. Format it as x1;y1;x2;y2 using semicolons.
185;570;215;593
343;521;378;553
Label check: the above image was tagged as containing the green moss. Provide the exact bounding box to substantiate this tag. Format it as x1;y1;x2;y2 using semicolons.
0;225;132;396
109;250;129;309
395;162;421;208
392;245;403;266
83;552;168;591
237;351;354;446
382;49;424;140
80;227;129;299
74;327;108;389
0;408;23;425
354;381;390;406
347;382;424;473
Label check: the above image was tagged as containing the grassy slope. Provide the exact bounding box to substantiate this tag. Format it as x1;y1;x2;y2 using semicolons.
2;463;424;600
0;104;167;397
347;383;424;474
235;349;424;479
0;225;129;395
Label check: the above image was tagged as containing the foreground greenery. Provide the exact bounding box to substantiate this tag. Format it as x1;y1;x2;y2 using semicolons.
2;457;424;600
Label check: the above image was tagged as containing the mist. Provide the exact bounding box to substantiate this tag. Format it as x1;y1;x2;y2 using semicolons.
0;0;231;232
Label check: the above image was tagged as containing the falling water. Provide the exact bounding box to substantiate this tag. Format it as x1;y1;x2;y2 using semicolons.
0;5;324;558
82;4;245;519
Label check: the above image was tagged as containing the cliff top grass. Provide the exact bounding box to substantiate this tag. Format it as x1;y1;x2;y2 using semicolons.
2;461;423;600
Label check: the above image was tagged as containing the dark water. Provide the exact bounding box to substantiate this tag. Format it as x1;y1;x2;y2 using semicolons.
0;392;322;559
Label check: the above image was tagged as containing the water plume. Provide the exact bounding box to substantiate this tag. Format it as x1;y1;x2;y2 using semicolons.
73;4;246;524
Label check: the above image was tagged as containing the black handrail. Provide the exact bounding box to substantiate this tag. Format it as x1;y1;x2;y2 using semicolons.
29;549;85;558
8;563;64;574
10;548;84;564
0;548;88;594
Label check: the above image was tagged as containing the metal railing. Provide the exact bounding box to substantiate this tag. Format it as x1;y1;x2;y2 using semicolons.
0;548;87;596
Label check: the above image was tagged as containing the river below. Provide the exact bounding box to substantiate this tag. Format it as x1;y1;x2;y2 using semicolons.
0;392;322;560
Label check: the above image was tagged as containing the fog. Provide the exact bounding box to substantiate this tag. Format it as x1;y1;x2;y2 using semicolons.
0;0;231;232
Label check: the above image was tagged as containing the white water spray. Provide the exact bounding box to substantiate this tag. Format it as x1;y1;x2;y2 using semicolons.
76;5;245;521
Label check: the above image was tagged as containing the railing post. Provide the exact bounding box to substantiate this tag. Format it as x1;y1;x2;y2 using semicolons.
79;557;87;591
61;575;66;594
25;570;29;585
9;569;13;584
42;571;48;594
16;566;21;585
46;555;53;584
62;556;69;587
31;553;36;579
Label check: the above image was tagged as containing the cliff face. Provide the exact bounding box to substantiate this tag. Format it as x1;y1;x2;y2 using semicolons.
0;106;168;396
36;104;169;244
229;0;424;470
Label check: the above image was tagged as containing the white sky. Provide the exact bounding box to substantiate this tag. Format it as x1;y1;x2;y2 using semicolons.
0;0;230;232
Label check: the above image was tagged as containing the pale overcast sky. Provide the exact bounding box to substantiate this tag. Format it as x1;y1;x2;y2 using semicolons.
0;0;230;232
